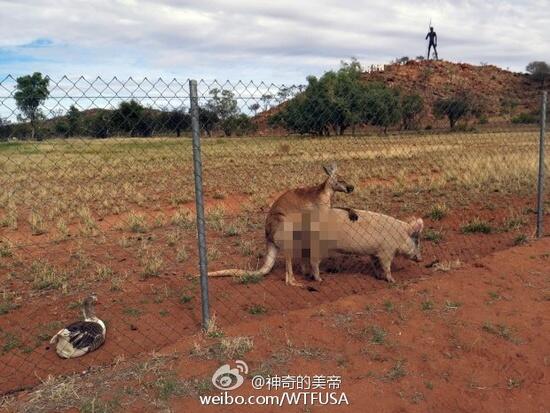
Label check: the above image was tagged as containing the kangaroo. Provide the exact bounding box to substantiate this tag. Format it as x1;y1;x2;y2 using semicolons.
280;208;423;283
206;163;356;286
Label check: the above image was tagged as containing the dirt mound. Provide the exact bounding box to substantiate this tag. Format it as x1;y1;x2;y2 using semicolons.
255;60;541;132
362;60;540;124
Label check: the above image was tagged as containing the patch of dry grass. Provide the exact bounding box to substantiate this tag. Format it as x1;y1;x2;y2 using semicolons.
140;250;164;278
3;353;211;413
433;259;462;272
30;260;66;291
0;132;539;247
191;336;254;361
125;211;148;233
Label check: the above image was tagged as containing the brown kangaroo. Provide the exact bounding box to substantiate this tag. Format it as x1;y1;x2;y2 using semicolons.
206;163;356;286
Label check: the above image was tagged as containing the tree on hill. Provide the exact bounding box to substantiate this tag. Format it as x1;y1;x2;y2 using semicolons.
14;72;50;140
433;91;483;129
66;105;82;137
158;109;191;137
395;56;410;64
206;89;238;120
0;118;12;140
87;111;111;138
270;59;407;135
205;88;249;136
199;108;219;137
276;86;294;104
112;100;153;137
260;94;273;111
270;59;370;135
526;61;550;89
54;119;69;137
401;93;424;130
362;82;402;133
249;103;260;115
222;114;257;136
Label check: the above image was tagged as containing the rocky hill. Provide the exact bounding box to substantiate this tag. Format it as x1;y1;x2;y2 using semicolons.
254;60;542;133
361;59;540;124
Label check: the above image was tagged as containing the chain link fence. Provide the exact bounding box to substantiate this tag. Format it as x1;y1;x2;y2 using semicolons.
0;72;548;395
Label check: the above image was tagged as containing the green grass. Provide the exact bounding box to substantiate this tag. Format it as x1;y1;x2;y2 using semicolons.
461;219;492;234
0;241;13;257
80;397;122;413
507;378;523;389
384;360;407;381
427;204;447;221
423;229;443;243
238;273;263;284
123;307;143;317
513;234;528;245
180;293;193;304
383;301;394;312
192;336;254;360
154;373;191;400
125;212;148;233
0;141;42;154
488;291;501;301
36;321;63;342
503;215;527;231
444;300;461;310
2;332;21;353
482;322;519;343
171;208;195;230
30;260;66;290
367;326;388;344
223;225;240;237
0;298;19;315
140;251;163;278
248;304;267;315
205;206;225;232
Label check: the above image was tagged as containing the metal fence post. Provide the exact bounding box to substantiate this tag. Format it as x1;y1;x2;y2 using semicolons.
536;90;547;238
189;79;210;328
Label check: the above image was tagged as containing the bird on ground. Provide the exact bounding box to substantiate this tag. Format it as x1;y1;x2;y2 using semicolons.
50;293;106;359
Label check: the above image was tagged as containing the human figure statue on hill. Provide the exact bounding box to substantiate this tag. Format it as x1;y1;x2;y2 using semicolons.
426;26;438;60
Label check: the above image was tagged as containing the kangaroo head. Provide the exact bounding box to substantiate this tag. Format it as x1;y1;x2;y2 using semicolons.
323;163;354;194
399;218;424;262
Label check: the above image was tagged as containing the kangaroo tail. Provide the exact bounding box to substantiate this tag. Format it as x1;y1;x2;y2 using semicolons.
205;242;278;277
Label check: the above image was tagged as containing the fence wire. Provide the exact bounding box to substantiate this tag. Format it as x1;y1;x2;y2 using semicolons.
0;73;548;395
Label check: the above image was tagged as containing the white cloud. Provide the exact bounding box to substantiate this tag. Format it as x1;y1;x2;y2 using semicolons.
0;0;548;82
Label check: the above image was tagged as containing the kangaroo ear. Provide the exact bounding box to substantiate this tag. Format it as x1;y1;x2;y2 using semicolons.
408;218;424;235
323;162;337;177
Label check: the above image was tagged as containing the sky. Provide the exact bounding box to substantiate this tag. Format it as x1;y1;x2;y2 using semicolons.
0;0;549;85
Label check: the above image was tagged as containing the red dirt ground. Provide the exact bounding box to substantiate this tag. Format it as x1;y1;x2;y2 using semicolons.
0;193;545;396
7;237;549;412
166;237;550;412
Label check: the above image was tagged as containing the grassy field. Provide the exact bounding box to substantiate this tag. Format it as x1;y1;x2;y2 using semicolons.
0;131;545;238
0;130;548;396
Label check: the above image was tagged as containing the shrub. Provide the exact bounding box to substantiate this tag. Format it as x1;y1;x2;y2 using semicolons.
511;112;537;124
461;219;492;234
433;91;484;130
401;93;424;130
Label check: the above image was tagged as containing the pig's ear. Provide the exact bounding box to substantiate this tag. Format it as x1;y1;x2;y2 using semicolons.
408;218;424;235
